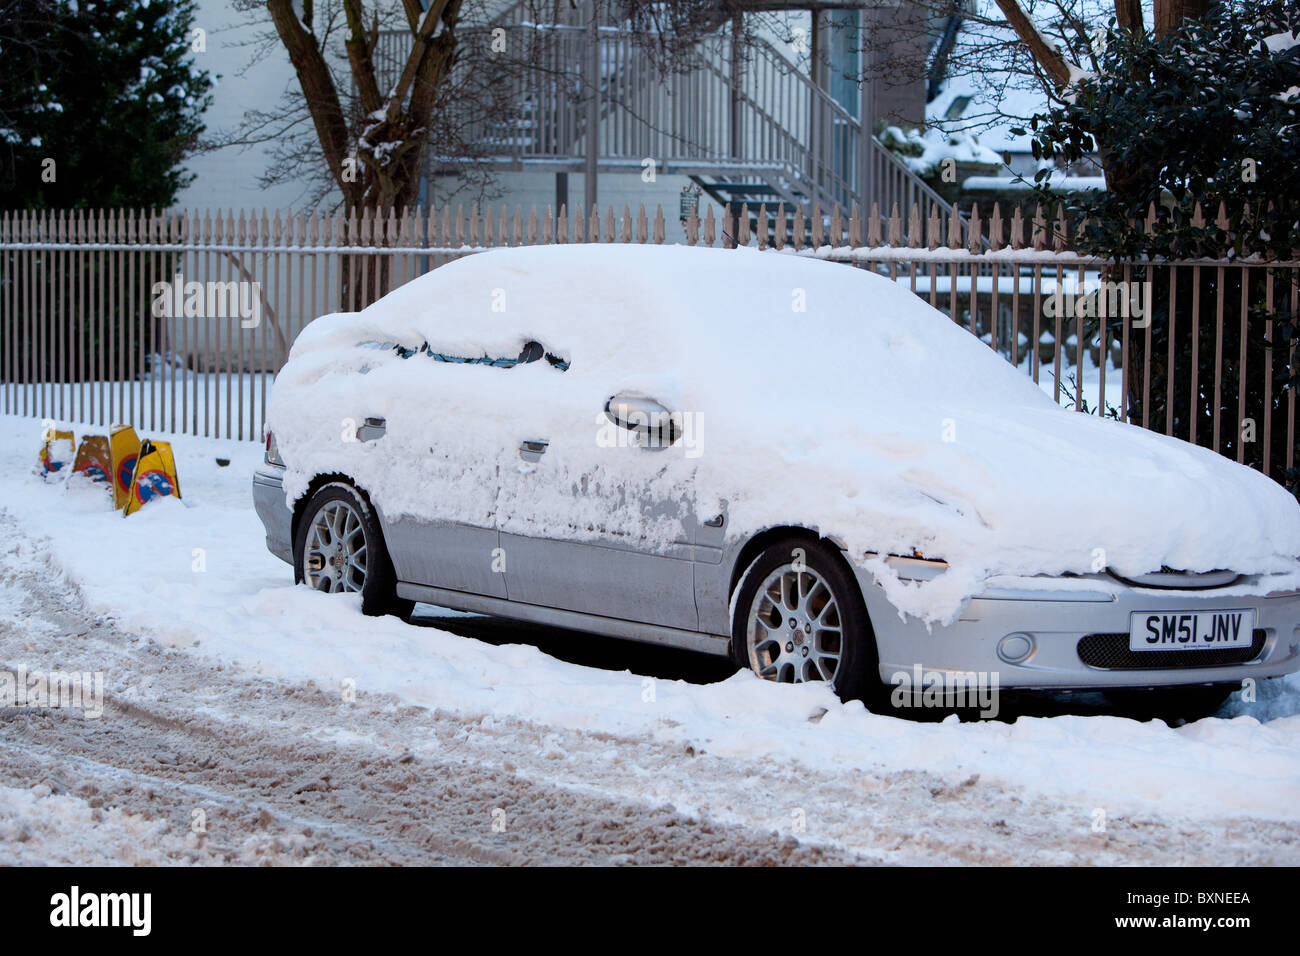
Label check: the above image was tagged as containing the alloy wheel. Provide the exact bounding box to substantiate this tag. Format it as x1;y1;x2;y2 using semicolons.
303;500;368;593
745;563;843;684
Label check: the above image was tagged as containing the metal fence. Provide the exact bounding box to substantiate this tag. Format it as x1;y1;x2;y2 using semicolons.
1;203;1296;489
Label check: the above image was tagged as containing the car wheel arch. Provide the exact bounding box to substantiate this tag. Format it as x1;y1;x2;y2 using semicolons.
291;473;381;547
728;526;856;601
727;529;884;703
290;475;413;619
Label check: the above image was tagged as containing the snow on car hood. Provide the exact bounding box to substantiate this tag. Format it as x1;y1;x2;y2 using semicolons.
268;244;1300;623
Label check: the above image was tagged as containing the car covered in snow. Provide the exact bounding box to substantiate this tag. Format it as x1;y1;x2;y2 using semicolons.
253;244;1300;717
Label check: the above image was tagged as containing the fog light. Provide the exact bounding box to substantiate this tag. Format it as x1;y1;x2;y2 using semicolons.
997;633;1034;664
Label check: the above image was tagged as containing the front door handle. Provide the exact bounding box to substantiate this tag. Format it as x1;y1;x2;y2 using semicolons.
703;514;724;528
520;439;549;463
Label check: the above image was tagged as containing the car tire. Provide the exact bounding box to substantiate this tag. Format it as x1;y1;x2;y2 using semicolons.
293;481;415;620
1103;683;1236;723
730;537;882;705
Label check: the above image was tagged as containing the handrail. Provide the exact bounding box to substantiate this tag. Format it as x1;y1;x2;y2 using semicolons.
742;33;954;219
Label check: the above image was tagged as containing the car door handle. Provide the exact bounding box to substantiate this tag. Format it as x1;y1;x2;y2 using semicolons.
703;514;724;527
520;439;549;463
357;417;386;442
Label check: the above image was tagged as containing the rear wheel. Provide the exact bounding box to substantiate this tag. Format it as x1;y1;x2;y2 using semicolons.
293;482;414;619
730;538;881;704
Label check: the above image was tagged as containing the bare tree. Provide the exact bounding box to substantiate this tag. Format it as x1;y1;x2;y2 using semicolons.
216;0;503;211
214;0;766;212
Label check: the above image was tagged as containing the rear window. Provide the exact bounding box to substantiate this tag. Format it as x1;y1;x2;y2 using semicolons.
363;339;569;371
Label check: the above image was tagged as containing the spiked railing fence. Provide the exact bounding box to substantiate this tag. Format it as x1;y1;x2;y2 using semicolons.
0;202;1295;492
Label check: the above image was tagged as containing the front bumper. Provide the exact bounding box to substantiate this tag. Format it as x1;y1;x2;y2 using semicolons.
859;568;1300;689
252;464;293;565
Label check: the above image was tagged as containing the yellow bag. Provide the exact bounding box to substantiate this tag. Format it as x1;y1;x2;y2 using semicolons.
123;439;181;516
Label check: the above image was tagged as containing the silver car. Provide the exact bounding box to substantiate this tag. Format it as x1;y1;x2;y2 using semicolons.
253;245;1300;719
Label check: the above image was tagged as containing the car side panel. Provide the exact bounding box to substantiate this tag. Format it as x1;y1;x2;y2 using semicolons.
252;465;293;565
384;518;507;599
500;529;697;630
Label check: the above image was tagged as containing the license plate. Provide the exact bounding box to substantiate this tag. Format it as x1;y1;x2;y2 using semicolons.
1128;610;1256;651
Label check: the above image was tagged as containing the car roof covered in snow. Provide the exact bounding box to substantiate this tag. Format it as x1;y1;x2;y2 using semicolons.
289;243;1042;412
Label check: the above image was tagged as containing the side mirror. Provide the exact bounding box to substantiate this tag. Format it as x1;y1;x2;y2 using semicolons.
604;392;680;448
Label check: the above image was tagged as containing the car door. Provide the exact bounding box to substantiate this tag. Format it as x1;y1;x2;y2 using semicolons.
496;386;701;631
365;351;508;601
385;515;506;600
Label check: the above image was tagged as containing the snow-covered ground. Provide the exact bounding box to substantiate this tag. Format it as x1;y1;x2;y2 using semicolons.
3;412;1299;864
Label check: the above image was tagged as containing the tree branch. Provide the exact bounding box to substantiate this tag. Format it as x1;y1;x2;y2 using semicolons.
343;0;383;115
264;0;358;204
1114;0;1144;38
991;0;1075;89
399;0;421;33
388;0;454;117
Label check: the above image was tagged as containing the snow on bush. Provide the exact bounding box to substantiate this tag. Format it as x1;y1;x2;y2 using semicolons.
879;125;1005;177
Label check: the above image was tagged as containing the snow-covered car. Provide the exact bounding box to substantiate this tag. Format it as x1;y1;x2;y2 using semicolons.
253;244;1300;715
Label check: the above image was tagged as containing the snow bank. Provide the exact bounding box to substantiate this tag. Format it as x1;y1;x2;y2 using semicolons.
268;244;1300;623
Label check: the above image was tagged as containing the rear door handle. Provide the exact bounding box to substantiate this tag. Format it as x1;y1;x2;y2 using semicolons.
703;514;724;527
520;439;549;463
357;417;386;442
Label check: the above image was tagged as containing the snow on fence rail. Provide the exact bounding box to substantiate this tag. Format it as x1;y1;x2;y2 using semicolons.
0;204;1295;489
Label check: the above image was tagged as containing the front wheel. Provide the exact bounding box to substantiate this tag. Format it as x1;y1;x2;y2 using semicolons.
730;537;880;704
293;481;414;619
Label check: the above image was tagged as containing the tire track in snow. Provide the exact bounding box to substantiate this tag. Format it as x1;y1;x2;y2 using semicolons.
0;516;856;865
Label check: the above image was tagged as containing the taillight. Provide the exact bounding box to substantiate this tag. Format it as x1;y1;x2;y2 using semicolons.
265;431;284;466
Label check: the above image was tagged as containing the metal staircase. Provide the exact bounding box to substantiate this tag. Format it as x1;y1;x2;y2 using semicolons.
380;1;953;223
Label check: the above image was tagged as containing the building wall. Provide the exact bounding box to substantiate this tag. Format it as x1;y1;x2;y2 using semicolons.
829;4;931;131
174;1;328;213
869;3;931;131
